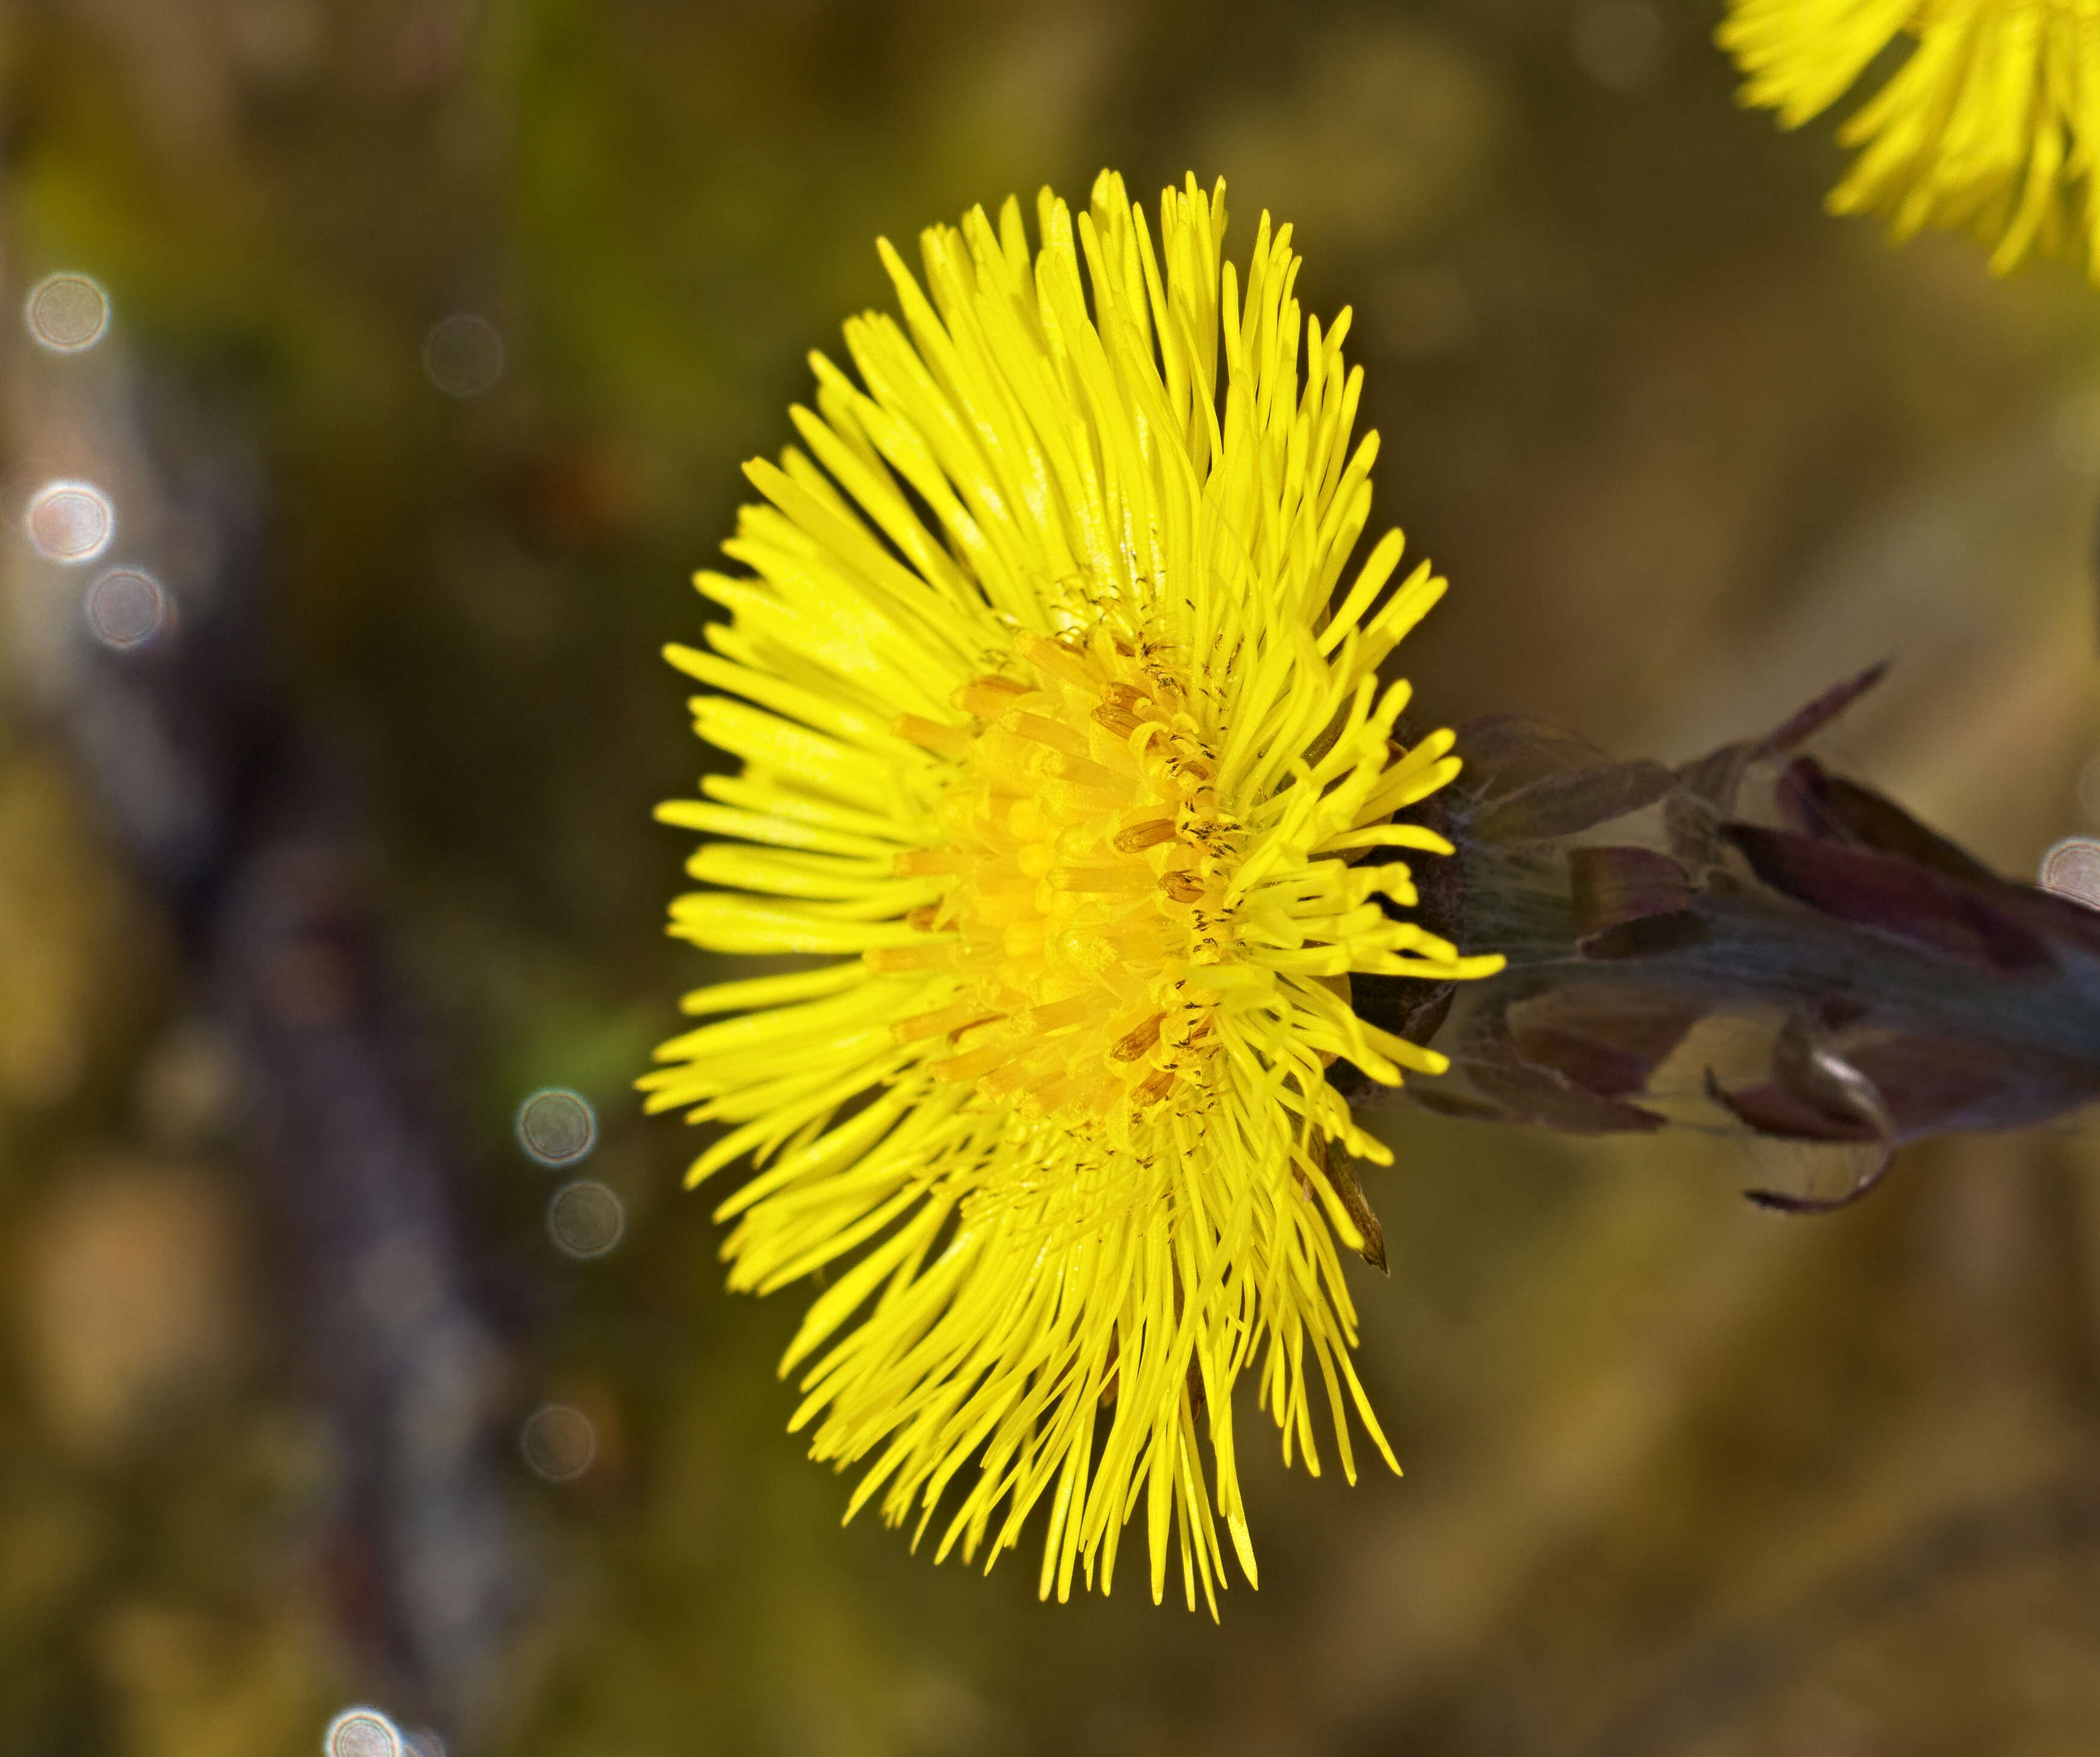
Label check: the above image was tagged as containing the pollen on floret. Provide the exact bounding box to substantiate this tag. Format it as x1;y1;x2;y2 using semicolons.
876;627;1244;1134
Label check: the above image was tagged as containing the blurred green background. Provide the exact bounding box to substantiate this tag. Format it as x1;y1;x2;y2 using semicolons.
6;1;2100;1753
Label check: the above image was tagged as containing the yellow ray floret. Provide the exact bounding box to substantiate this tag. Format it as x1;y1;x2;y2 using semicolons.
642;171;1504;1616
1719;0;2100;279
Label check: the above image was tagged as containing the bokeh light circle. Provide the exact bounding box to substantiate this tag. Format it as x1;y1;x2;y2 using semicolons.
24;272;111;352
2056;391;2100;473
2078;752;2100;825
547;1179;625;1258
26;480;115;563
1570;0;1665;91
324;1707;403;1757
83;567;171;650
2040;837;2100;908
521;1403;597;1481
516;1087;596;1165
422;312;505;397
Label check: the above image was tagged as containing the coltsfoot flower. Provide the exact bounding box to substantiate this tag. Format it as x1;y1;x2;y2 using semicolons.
642;171;1504;1613
1719;0;2100;278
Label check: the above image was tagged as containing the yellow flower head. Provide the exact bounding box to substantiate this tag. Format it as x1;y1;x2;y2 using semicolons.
1719;0;2100;278
642;171;1503;1614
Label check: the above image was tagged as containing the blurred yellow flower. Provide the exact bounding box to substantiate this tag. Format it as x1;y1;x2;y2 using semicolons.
642;171;1502;1613
1719;0;2100;278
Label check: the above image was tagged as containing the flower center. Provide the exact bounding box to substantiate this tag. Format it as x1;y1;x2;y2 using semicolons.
878;629;1243;1129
